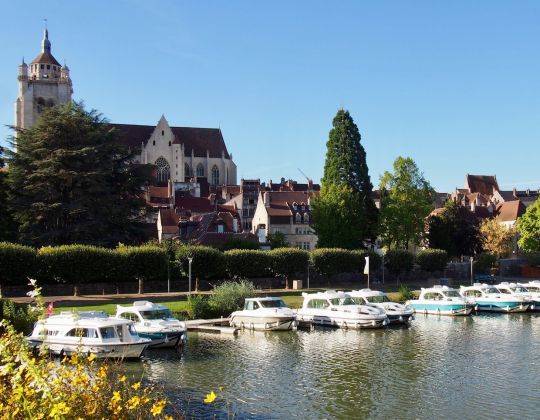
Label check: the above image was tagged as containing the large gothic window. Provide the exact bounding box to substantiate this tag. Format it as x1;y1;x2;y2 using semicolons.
196;163;205;177
211;165;220;185
184;163;191;178
155;157;170;183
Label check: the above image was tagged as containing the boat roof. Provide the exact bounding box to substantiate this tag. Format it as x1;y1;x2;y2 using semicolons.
420;285;457;292
41;312;132;328
117;301;169;312
301;291;348;299
496;282;518;288
348;289;385;297
460;283;492;290
245;297;284;302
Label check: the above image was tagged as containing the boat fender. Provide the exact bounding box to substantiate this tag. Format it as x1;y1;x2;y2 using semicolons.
249;323;254;331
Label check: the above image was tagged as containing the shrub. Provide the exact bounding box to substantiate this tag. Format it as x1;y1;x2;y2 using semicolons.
187;295;215;320
37;245;117;284
224;249;272;278
116;245;169;293
269;248;309;289
397;284;414;302
0;242;36;286
384;249;414;275
474;253;497;274
218;238;259;251
416;249;448;272
210;279;256;316
175;246;226;280
0;299;37;334
310;248;357;277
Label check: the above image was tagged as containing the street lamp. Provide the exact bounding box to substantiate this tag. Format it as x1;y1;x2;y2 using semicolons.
470;256;474;285
188;257;193;296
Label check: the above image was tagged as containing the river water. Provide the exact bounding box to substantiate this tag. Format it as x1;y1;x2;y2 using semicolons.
133;313;540;419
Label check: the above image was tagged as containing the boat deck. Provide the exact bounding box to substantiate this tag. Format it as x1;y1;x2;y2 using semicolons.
185;318;238;335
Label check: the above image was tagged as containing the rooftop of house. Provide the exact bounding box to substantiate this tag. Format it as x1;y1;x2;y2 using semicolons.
465;174;499;196
496;200;527;222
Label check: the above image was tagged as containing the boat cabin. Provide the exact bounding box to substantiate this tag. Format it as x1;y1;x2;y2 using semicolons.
244;297;288;310
420;286;462;300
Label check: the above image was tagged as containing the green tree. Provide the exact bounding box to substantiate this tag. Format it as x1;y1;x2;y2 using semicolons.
7;102;149;246
427;200;481;257
518;199;540;251
312;109;378;248
0;148;17;242
379;156;435;249
266;231;288;248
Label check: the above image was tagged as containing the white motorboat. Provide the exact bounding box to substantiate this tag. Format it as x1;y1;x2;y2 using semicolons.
460;283;529;313
348;289;414;324
115;301;187;348
406;285;473;316
27;311;151;359
496;282;539;311
230;297;297;331
296;291;388;329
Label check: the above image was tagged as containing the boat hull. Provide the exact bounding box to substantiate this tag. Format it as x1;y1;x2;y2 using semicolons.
296;313;388;329
27;338;149;359
386;313;414;324
475;301;529;313
409;303;472;316
230;315;296;331
138;331;186;348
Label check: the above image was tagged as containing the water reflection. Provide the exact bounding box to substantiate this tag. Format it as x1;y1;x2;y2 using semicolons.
130;314;540;419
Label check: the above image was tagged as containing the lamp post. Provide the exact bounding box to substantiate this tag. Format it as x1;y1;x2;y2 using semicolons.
188;257;193;296
382;253;385;285
470;256;474;285
167;260;170;294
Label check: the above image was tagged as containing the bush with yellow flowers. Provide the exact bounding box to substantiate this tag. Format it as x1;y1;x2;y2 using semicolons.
0;321;176;419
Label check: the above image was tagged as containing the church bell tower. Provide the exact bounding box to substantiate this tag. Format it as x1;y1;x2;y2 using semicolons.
15;29;73;130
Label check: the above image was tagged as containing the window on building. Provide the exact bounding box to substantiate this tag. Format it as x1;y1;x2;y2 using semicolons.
295;213;301;223
184;163;191;177
153;140;156;146
217;224;224;233
161;130;164;136
168;141;171;146
40;64;44;69
155;157;170;183
196;163;204;177
303;213;310;224
47;65;50;69
211;165;220;185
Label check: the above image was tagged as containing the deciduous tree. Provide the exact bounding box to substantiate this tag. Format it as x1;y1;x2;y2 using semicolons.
378;157;435;249
517;199;540;251
479;218;516;257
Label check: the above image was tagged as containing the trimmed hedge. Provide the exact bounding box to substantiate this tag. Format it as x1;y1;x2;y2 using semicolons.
310;248;359;277
37;245;117;284
175;245;226;279
115;245;168;281
385;249;414;275
416;249;448;272
269;248;309;288
0;242;36;286
224;249;272;278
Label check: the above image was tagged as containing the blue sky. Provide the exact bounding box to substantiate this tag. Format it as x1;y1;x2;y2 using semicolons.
1;1;539;192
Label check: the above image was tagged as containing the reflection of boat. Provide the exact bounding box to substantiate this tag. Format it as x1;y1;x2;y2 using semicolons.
296;291;388;329
460;283;529;313
496;282;539;311
230;297;297;331
115;301;187;348
406;286;473;316
347;289;414;324
27;312;150;358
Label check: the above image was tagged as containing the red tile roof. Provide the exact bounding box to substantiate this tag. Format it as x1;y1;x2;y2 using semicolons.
466;175;499;196
176;196;215;214
159;209;180;234
148;186;170;199
496;200;526;222
31;51;61;66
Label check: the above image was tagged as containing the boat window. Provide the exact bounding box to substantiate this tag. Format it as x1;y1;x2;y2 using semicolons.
497;288;511;294
66;328;94;338
307;299;329;309
100;327;116;339
120;313;138;322
485;287;499;294
442;290;461;298
116;326;124;341
140;309;173;320
245;301;255;310
351;297;367;305
259;299;287;308
331;297;355;305
512;287;528;293
128;325;138;337
365;295;390;303
527;286;540;292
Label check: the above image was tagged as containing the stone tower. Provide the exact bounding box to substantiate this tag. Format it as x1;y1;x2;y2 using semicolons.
15;29;72;130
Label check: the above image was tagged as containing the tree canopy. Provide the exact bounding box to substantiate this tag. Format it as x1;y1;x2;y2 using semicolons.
479;218;516;257
0;147;17;242
378;156;435;249
7;102;149;246
517;199;540;251
312;109;378;248
426;199;481;257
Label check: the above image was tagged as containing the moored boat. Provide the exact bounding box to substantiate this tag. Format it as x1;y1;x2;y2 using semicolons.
115;301;187;348
27;311;151;359
230;297;297;331
347;289;413;324
406;285;473;316
460;283;529;313
296;291;388;329
496;282;539;311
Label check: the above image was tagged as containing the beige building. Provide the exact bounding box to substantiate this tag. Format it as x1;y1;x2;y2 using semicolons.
251;190;317;250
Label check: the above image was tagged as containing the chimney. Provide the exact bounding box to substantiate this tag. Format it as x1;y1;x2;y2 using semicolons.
264;192;270;208
513;188;517;197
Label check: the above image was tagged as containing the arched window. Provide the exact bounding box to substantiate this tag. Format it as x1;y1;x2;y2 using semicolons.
184;163;191;178
303;213;310;224
295;213;301;223
155;157;170;183
196;163;205;177
211;165;219;185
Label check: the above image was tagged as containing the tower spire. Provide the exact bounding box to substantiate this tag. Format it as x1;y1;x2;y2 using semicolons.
41;20;51;54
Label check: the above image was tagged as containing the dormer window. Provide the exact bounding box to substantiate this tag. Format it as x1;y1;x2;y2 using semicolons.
161;130;164;136
295;213;301;223
168;141;171;146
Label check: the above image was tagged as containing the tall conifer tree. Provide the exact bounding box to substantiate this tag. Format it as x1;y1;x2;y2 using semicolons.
8;102;149;246
312;109;378;248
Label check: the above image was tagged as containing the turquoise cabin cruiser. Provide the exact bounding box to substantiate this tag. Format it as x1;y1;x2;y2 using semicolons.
406;285;473;316
496;282;540;311
115;301;187;349
460;283;529;313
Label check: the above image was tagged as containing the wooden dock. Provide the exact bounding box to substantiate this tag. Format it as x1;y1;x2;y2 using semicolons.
185;318;239;335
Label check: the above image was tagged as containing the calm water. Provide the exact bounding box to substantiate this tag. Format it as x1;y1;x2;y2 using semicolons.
131;313;540;419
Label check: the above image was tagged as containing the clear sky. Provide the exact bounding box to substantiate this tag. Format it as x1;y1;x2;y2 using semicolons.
1;1;539;192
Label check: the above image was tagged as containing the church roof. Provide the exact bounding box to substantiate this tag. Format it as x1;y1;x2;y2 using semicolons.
111;123;230;159
465;174;499;196
31;51;61;66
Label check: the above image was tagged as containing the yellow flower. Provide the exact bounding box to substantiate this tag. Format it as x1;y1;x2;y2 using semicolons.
110;391;122;406
203;390;217;404
49;401;71;417
126;396;141;410
97;366;108;379
119;375;126;383
87;353;95;362
131;382;141;390
150;400;166;416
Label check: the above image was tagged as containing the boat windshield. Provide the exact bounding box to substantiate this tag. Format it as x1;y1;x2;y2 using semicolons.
442;290;461;298
330;297;355;305
259;299;288;308
365;295;390;303
100;327;116;339
140;309;173;320
485;287;500;294
527;286;540;292
512;287;528;293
